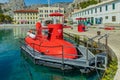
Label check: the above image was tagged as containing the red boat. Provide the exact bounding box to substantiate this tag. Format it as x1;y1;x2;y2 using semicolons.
21;12;107;72
25;12;78;59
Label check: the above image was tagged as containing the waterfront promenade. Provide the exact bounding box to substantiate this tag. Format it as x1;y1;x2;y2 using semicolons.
64;27;120;80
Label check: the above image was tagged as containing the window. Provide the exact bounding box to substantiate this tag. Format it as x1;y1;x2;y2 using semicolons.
40;15;43;17
60;10;63;13
95;8;97;13
55;10;58;12
112;16;116;22
106;5;108;11
82;12;84;15
100;7;102;12
91;9;93;14
112;3;115;10
105;16;108;19
45;10;48;13
45;14;47;17
40;10;43;13
88;10;89;14
50;10;52;12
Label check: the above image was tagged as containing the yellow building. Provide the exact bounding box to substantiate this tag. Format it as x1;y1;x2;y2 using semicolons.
14;10;38;24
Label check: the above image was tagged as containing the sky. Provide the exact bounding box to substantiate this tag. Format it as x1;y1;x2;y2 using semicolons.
0;0;8;3
0;0;73;5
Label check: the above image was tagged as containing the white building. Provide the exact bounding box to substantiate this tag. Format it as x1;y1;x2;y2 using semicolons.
72;0;120;25
38;7;64;21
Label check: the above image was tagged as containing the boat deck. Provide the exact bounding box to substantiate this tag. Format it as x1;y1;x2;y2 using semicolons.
21;45;96;71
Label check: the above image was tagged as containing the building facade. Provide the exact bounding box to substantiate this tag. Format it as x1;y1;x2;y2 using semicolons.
72;0;120;25
38;7;64;21
14;10;38;24
13;7;64;24
73;0;107;3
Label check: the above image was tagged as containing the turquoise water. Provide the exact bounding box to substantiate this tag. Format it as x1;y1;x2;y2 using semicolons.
0;28;101;80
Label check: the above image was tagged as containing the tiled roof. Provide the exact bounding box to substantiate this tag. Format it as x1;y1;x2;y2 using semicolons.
14;10;38;13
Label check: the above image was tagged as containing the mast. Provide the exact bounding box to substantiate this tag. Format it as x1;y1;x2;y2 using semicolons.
48;0;50;7
48;0;50;18
58;3;60;12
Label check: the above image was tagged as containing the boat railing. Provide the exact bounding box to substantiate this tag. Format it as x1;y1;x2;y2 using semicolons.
63;32;108;70
64;32;108;54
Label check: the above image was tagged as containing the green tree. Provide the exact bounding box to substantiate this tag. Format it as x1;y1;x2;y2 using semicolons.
0;14;13;23
72;4;75;8
0;13;5;23
0;6;3;13
4;15;13;23
89;0;98;4
79;0;98;9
